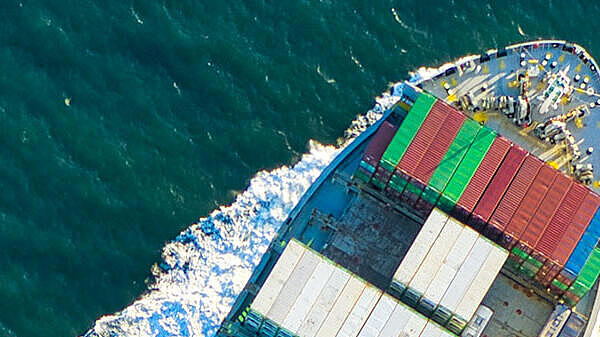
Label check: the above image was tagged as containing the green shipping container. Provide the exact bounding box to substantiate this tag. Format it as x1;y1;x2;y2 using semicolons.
567;248;600;298
552;279;569;291
442;128;496;206
512;247;529;260
428;119;482;199
380;93;436;171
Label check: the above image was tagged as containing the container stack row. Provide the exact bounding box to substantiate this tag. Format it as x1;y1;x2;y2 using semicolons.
246;239;459;337
353;89;600;306
390;209;507;334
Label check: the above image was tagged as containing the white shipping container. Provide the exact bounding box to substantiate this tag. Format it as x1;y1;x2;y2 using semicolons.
357;294;396;337
422;264;456;307
399;310;428;336
335;284;382;337
315;277;366;337
378;302;410;337
251;240;306;315
439;238;493;312
393;208;448;285
454;245;507;322
283;260;335;333
297;267;350;337
444;225;479;270
268;248;321;324
420;321;446;337
409;219;463;295
422;225;479;307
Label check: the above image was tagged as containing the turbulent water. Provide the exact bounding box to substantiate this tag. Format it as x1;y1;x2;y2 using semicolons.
3;1;600;337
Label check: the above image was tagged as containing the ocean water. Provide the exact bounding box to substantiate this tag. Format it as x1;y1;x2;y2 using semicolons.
2;1;600;336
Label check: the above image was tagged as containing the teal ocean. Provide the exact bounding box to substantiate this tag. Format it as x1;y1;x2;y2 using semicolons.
1;1;600;336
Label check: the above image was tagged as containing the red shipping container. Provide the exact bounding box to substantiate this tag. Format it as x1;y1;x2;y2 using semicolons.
413;109;464;184
503;165;556;245
488;155;542;232
398;102;447;175
457;136;511;213
520;172;571;248
472;146;527;223
363;121;399;167
536;183;588;260
552;192;600;266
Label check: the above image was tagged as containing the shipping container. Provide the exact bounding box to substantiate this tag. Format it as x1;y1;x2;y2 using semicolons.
566;248;600;299
334;283;382;337
296;267;350;337
315;277;366;337
378;302;410;337
433;238;493;326
470;146;527;230
357;294;397;337
421;320;455;337
439;128;496;212
251;240;306;315
428;119;482;198
380;93;436;172
456;137;512;221
486;155;541;238
353;166;373;183
418;224;478;316
399;310;428;336
398;101;448;176
536;183;588;261
413;109;465;185
405;219;463;307
362;121;399;168
392;209;449;294
519;172;571;249
282;260;335;332
502;165;556;249
561;193;600;271
267;248;322;323
450;243;507;334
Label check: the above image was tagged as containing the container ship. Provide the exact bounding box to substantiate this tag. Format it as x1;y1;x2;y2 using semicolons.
217;40;600;337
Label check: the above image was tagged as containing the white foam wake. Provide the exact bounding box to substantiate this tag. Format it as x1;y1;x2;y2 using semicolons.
84;95;391;337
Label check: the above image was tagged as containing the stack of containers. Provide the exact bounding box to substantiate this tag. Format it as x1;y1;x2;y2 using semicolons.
354;86;600;306
354;121;398;184
375;93;436;190
248;239;460;337
391;208;507;334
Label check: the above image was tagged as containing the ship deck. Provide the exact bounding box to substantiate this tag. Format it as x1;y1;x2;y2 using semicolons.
416;40;600;192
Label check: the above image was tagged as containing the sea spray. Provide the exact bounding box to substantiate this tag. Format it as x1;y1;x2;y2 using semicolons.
84;94;395;337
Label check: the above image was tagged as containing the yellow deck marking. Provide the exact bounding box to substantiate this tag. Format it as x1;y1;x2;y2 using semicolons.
597;121;600;129
559;54;565;63
499;60;505;70
450;78;458;86
546;52;553;59
584;75;591;82
440;80;447;88
548;161;559;169
482;64;489;74
537;82;546;90
594;181;600;188
575;118;584;128
473;112;488;124
576;63;582;73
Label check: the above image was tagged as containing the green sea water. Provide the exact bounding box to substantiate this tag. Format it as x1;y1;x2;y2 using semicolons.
1;1;600;336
